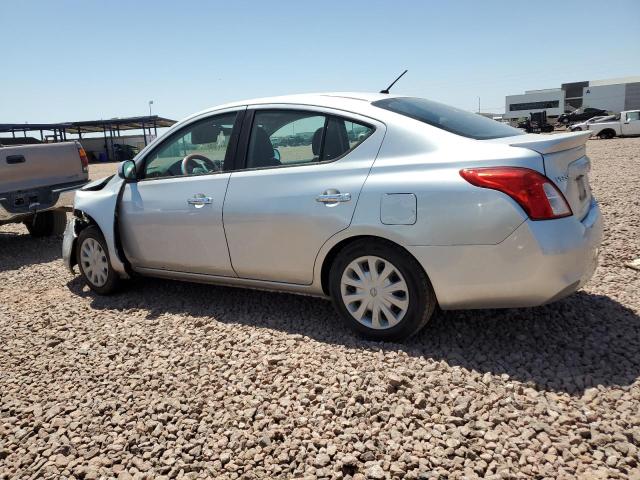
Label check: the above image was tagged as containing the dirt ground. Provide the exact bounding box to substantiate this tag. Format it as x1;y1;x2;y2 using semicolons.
1;137;639;479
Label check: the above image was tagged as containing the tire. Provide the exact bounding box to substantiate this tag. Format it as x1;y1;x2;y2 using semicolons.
329;239;436;341
573;127;582;131
24;210;67;237
76;225;120;295
598;130;615;140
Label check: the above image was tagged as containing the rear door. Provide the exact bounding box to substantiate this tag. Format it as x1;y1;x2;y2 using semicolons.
119;108;244;276
223;106;385;284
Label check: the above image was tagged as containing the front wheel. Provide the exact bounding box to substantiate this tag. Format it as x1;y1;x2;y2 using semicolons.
76;226;120;295
329;239;436;341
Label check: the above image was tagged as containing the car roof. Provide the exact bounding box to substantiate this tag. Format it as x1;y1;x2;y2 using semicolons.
186;92;403;121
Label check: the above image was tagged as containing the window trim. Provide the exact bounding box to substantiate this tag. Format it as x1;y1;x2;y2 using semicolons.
235;108;376;173
136;108;246;182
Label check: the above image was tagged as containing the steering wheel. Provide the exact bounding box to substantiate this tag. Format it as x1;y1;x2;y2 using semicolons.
181;153;218;175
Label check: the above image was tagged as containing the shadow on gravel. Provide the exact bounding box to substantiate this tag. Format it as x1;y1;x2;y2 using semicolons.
67;275;640;396
0;230;62;273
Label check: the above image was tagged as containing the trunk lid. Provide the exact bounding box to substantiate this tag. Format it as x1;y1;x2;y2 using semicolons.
0;141;86;193
487;131;593;220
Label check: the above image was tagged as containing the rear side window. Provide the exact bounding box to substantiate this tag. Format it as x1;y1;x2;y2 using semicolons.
245;110;374;169
373;97;523;140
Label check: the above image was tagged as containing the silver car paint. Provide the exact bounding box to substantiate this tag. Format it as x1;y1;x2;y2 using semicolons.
64;93;603;309
69;175;128;277
119;172;235;276
223;104;386;284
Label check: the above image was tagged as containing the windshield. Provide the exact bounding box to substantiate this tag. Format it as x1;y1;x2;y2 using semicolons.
373;97;523;140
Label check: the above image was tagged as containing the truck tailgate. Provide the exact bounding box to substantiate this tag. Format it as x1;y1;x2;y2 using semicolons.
0;141;86;193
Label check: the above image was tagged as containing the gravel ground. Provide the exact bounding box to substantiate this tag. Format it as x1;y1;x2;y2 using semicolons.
1;138;639;479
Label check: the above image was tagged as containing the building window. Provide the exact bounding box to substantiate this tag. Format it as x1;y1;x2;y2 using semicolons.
509;100;560;112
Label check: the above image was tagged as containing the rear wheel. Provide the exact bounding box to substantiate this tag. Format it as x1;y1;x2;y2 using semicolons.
329;239;436;341
76;226;120;294
598;129;615;139
24;210;67;237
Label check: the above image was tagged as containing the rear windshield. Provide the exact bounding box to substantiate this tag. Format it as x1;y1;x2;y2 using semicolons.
373;97;524;140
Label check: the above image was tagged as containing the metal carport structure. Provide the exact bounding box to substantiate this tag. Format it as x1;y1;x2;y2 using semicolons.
0;115;176;161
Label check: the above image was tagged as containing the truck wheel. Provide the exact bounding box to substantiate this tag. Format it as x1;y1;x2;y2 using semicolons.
76;226;120;295
598;130;615;139
24;211;67;237
329;239;437;342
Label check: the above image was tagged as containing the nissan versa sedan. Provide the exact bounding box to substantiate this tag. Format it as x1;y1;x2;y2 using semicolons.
63;93;602;341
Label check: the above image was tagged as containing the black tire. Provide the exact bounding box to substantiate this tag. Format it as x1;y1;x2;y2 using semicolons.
573;127;582;131
24;210;67;237
76;225;120;295
329;239;436;342
598;130;615;140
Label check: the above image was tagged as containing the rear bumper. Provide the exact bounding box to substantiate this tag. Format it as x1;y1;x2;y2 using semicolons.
0;180;87;224
408;200;603;309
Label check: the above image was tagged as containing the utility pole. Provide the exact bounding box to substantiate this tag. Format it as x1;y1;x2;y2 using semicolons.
478;97;481;113
148;100;154;116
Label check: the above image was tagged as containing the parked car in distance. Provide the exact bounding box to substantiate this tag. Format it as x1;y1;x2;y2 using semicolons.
1;141;89;236
587;110;640;139
569;115;616;131
557;107;608;125
63;93;602;341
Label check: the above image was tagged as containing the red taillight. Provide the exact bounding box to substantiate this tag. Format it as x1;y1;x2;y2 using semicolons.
459;167;572;220
78;147;89;171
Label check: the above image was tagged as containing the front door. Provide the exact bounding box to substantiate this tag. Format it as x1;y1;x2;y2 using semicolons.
622;111;640;136
119;110;243;276
223;107;384;284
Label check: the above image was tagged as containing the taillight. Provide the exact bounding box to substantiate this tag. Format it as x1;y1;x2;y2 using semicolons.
459;167;572;220
78;147;89;172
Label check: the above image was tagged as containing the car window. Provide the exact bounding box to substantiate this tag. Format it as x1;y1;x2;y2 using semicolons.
246;110;374;169
627;112;640;122
373;97;523;140
144;112;237;179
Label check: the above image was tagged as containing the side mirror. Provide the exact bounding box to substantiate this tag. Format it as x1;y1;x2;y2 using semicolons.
273;148;281;162
117;160;137;182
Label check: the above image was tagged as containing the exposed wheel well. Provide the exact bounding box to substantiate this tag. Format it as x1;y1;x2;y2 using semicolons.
320;235;429;296
68;210;99;269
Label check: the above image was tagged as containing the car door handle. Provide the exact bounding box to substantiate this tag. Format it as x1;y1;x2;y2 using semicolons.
316;192;351;203
187;194;213;208
6;155;25;164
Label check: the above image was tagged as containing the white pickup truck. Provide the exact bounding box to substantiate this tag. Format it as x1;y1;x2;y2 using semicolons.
0;141;89;236
587;110;640;139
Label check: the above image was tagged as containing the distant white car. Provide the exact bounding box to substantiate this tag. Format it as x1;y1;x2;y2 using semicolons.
569;116;615;132
63;93;602;341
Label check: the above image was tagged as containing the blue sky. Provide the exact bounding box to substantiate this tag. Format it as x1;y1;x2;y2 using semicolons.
1;0;639;124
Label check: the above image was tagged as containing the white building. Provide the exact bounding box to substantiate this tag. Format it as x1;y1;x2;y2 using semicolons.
505;76;640;122
504;88;564;121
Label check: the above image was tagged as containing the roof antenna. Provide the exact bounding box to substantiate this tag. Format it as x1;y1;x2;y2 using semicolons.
380;69;408;94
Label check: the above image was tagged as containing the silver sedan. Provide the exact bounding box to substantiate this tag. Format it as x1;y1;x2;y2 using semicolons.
63;93;602;341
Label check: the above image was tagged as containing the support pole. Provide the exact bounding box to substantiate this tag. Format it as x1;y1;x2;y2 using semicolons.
142;121;147;146
103;125;109;162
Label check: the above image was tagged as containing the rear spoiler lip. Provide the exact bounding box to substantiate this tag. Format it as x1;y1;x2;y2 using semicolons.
482;131;592;155
506;131;592;155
